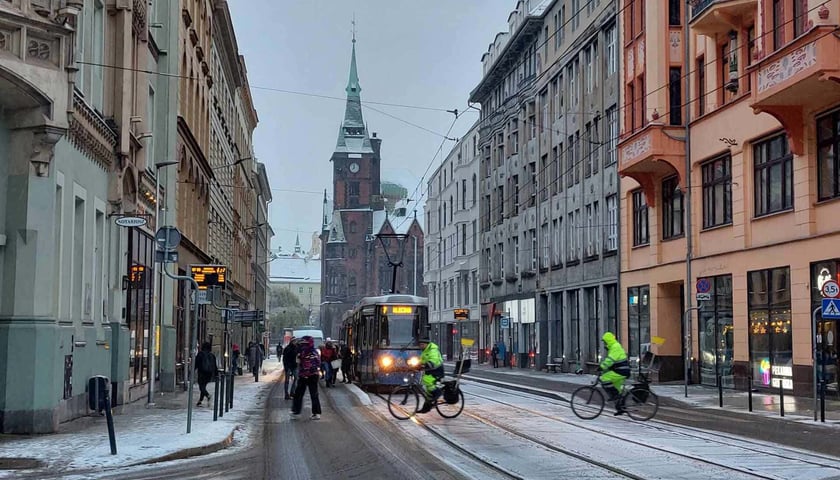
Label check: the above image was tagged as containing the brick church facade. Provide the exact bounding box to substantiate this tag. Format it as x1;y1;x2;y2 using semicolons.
320;39;425;338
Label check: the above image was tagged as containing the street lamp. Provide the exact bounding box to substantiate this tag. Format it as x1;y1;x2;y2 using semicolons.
149;159;178;407
211;157;252;170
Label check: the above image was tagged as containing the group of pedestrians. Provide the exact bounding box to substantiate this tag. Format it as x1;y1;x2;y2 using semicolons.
278;336;355;420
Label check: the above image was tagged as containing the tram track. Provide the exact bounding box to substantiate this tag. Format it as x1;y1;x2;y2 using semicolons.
463;380;840;473
463;381;840;479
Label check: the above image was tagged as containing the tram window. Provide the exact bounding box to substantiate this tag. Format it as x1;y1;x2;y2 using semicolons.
380;315;390;347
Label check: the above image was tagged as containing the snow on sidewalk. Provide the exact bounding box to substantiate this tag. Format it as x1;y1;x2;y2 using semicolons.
0;359;283;478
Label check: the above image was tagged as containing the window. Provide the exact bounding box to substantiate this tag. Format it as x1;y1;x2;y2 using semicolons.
628;84;636;132
702;155;732;228
566;136;575;187
461;180;467;210
632;190;649;246
606;107;618;166
662;176;684;239
586;288;600;363
606;195;617;251
592;118;600;174
585;203;596;257
748;267;792;389
513;236;520;275
542;223;550;269
669;0;681;25
817;110;840;200
568;290;580;360
605;285;618;339
772;0;783;51
669;67;682;125
754;133;793;216
585;44;594;93
472;220;477;253
552;217;562;266
567;211;577;261
513;175;520;215
699;275;734;387
697;56;706;116
606;25;617;75
530;228;537;271
794;0;806;38
471;174;477;205
584;123;593;177
572;0;580;29
627;286;650;358
461;224;467;256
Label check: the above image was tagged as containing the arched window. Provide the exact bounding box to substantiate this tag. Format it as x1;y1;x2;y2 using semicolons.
349;221;357;234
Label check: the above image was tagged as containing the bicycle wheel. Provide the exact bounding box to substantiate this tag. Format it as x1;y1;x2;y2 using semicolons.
570;386;605;420
435;388;465;419
387;385;419;420
624;388;659;421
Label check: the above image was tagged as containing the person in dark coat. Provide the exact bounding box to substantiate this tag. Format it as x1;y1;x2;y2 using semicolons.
491;343;500;368
248;341;264;382
195;342;217;407
282;338;299;399
340;343;353;383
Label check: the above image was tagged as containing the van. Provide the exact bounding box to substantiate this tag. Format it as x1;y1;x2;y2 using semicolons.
292;328;325;348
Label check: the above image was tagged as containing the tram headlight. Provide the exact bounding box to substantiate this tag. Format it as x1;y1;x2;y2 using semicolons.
379;355;394;369
407;356;421;368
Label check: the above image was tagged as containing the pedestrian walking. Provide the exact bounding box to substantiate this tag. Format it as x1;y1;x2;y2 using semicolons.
231;344;241;376
195;342;217;407
340;342;353;383
291;336;322;420
248;340;264;382
321;340;338;387
282;338;299;399
491;343;499;368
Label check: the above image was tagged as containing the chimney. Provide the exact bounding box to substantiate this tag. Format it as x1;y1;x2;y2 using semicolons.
370;132;382;156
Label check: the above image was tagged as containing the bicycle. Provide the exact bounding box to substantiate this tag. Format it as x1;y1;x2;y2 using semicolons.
387;372;465;420
569;352;660;421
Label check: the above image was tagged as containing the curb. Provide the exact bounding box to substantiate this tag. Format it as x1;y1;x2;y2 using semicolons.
131;426;237;466
344;383;373;406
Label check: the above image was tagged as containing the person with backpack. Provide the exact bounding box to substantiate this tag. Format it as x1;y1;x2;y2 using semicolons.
195;342;217;407
291;335;322;420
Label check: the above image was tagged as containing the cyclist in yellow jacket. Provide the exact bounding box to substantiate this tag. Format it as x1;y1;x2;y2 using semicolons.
417;337;444;413
599;332;632;415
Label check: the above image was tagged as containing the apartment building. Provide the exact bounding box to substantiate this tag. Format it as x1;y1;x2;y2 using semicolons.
425;122;481;361
619;0;840;395
470;0;620;371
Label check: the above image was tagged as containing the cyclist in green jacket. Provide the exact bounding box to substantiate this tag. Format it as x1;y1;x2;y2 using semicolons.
599;332;632;415
417;337;444;413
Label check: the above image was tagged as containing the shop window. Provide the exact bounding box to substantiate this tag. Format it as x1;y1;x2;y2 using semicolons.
568;290;580;361
817;110;840;201
754;133;793;216
605;284;618;339
627;285;650;358
586;287;600;363
748;267;792;389
702;154;732;228
699;275;734;387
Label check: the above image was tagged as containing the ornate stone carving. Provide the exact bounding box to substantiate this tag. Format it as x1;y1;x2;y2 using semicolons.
68;91;118;170
29;126;65;177
132;0;147;41
757;41;817;93
620;133;652;166
0;30;8;52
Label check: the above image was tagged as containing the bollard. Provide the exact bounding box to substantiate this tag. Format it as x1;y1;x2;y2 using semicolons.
213;375;220;421
228;372;235;410
225;371;231;412
718;375;723;408
104;396;117;455
218;371;225;419
820;380;826;423
779;382;785;417
748;375;753;412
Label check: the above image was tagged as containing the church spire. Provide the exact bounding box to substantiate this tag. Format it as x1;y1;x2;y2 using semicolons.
335;20;372;153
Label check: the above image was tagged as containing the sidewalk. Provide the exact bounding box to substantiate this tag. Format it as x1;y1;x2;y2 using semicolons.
0;357;284;479
452;360;840;426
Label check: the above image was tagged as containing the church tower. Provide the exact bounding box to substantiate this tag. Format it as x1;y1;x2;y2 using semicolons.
320;34;384;338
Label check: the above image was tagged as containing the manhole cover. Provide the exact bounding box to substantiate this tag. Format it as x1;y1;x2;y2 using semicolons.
0;458;45;470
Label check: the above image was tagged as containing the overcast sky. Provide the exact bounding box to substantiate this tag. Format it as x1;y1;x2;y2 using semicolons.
228;1;515;253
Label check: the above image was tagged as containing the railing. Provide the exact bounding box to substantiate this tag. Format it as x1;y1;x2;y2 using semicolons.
690;0;717;20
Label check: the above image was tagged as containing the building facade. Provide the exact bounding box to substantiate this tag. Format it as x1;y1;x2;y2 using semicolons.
619;0;840;396
471;0;620;371
320;38;425;339
425;123;482;361
269;238;322;324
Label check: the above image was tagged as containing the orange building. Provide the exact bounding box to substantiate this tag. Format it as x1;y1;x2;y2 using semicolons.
618;0;840;396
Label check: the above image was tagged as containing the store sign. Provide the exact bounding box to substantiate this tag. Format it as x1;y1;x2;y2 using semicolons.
115;216;147;228
759;360;793;390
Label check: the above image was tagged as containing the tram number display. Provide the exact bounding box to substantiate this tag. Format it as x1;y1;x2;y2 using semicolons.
190;265;227;290
386;305;414;315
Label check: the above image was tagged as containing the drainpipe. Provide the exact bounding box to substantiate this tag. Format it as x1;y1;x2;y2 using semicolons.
683;0;694;397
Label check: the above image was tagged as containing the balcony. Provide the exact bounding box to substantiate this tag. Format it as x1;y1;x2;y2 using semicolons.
690;0;757;36
618;124;686;207
750;26;840;155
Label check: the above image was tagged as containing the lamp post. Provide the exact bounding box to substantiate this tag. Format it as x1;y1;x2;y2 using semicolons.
149;160;178;406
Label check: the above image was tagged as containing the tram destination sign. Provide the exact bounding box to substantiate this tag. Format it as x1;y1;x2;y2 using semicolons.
190;265;228;290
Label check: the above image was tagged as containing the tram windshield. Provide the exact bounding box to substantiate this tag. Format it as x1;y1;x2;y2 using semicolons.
378;305;423;347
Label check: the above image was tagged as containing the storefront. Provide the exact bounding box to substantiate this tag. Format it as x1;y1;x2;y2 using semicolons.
748;267;793;390
126;228;155;386
627;286;650;359
811;260;840;394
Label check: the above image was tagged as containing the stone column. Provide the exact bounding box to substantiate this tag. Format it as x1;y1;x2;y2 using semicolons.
0;125;65;433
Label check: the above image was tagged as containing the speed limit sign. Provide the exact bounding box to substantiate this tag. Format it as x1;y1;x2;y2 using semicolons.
821;279;840;298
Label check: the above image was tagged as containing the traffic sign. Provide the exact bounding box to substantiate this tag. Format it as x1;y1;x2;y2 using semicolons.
155;227;181;252
822;298;840;319
821;279;840;298
696;278;712;302
500;316;510;329
155;249;178;264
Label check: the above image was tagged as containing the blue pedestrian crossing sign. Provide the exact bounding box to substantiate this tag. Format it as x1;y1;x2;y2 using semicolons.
500;316;510;329
822;298;840;319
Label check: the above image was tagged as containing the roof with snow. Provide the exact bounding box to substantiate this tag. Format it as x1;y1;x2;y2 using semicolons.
268;253;321;283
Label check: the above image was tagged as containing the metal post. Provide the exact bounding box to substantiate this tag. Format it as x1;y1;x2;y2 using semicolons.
228;371;234;410
718;375;723;408
812;306;821;421
163;265;200;434
683;0;695;401
820;380;826;422
148;173;160;407
218;370;225;418
779;382;785;417
682;306;701;397
413;235;417;296
213;375;219;421
104;396;117;455
748;375;753;412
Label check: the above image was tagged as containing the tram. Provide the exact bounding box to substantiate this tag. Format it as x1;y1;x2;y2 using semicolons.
340;294;429;388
